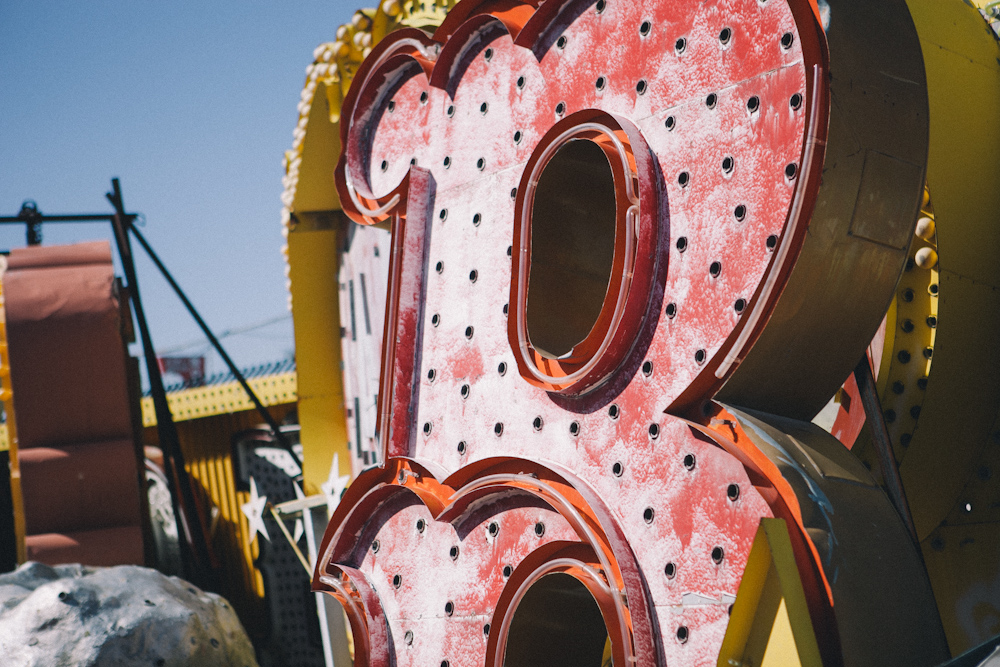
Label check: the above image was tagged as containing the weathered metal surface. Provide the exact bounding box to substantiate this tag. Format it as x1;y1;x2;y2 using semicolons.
311;0;942;664
718;406;949;667
716;0;929;420
338;223;392;475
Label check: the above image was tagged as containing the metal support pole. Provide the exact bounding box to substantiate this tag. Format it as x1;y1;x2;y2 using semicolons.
853;356;919;545
106;178;213;580
127;225;301;469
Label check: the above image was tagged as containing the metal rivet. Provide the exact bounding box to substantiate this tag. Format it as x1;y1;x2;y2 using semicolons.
498;362;507;376
706;93;718;109
677;626;689;643
636;79;648;95
727;484;740;501
790;93;803;110
427;369;436;382
488;522;500;537
423;422;432;435
712;546;725;564
431;313;441;327
675;37;687;54
649;423;660;439
666;302;677;318
665;115;676;131
664;562;677;579
465;326;474;339
684;454;696;470
570;421;581;436
380;160;389;172
473;213;482;226
608;404;620;420
642;361;654;376
534;522;545;537
372;539;380;553
719;26;732;45
640;20;652;36
695;349;706;364
450;545;460;560
557;35;568;49
417;518;426;533
678;171;690;187
555;101;566;116
469;269;478;283
734;298;747;313
404;630;414;645
533;416;543;431
710;261;722;277
484;47;494;61
612;461;624;477
457;441;467;455
785;163;798;180
596;76;607;91
643;507;655;523
420;91;428;104
461;384;470;399
480;102;489;115
494;422;504;436
780;32;794;50
393;574;402;588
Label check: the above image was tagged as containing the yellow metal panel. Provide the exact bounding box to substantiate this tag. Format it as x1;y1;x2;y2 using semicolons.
0;281;26;564
718;518;822;667
288;223;351;494
142;402;296;641
761;600;801;667
292;82;342;214
140;371;297;426
923;522;1000;651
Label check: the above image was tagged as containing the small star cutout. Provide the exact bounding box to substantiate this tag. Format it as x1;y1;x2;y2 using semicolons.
321;453;351;517
241;477;270;544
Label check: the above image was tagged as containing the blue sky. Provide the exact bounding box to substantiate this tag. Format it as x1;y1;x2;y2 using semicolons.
0;1;363;383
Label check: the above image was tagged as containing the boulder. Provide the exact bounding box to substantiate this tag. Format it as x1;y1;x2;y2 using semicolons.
0;561;258;667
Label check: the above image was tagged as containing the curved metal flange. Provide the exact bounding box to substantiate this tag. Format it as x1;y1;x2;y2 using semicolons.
717;0;930;421
716;403;950;667
312;456;660;667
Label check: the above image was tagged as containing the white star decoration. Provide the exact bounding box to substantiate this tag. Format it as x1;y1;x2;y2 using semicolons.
241;477;270;544
321;453;351;518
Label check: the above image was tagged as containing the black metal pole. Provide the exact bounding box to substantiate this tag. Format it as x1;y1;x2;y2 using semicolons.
106;178;213;580
127;224;301;468
853;356;919;545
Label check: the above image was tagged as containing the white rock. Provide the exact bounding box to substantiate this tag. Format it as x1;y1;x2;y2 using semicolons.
0;562;258;667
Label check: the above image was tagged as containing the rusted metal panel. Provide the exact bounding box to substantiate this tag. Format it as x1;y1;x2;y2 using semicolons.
313;0;939;665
